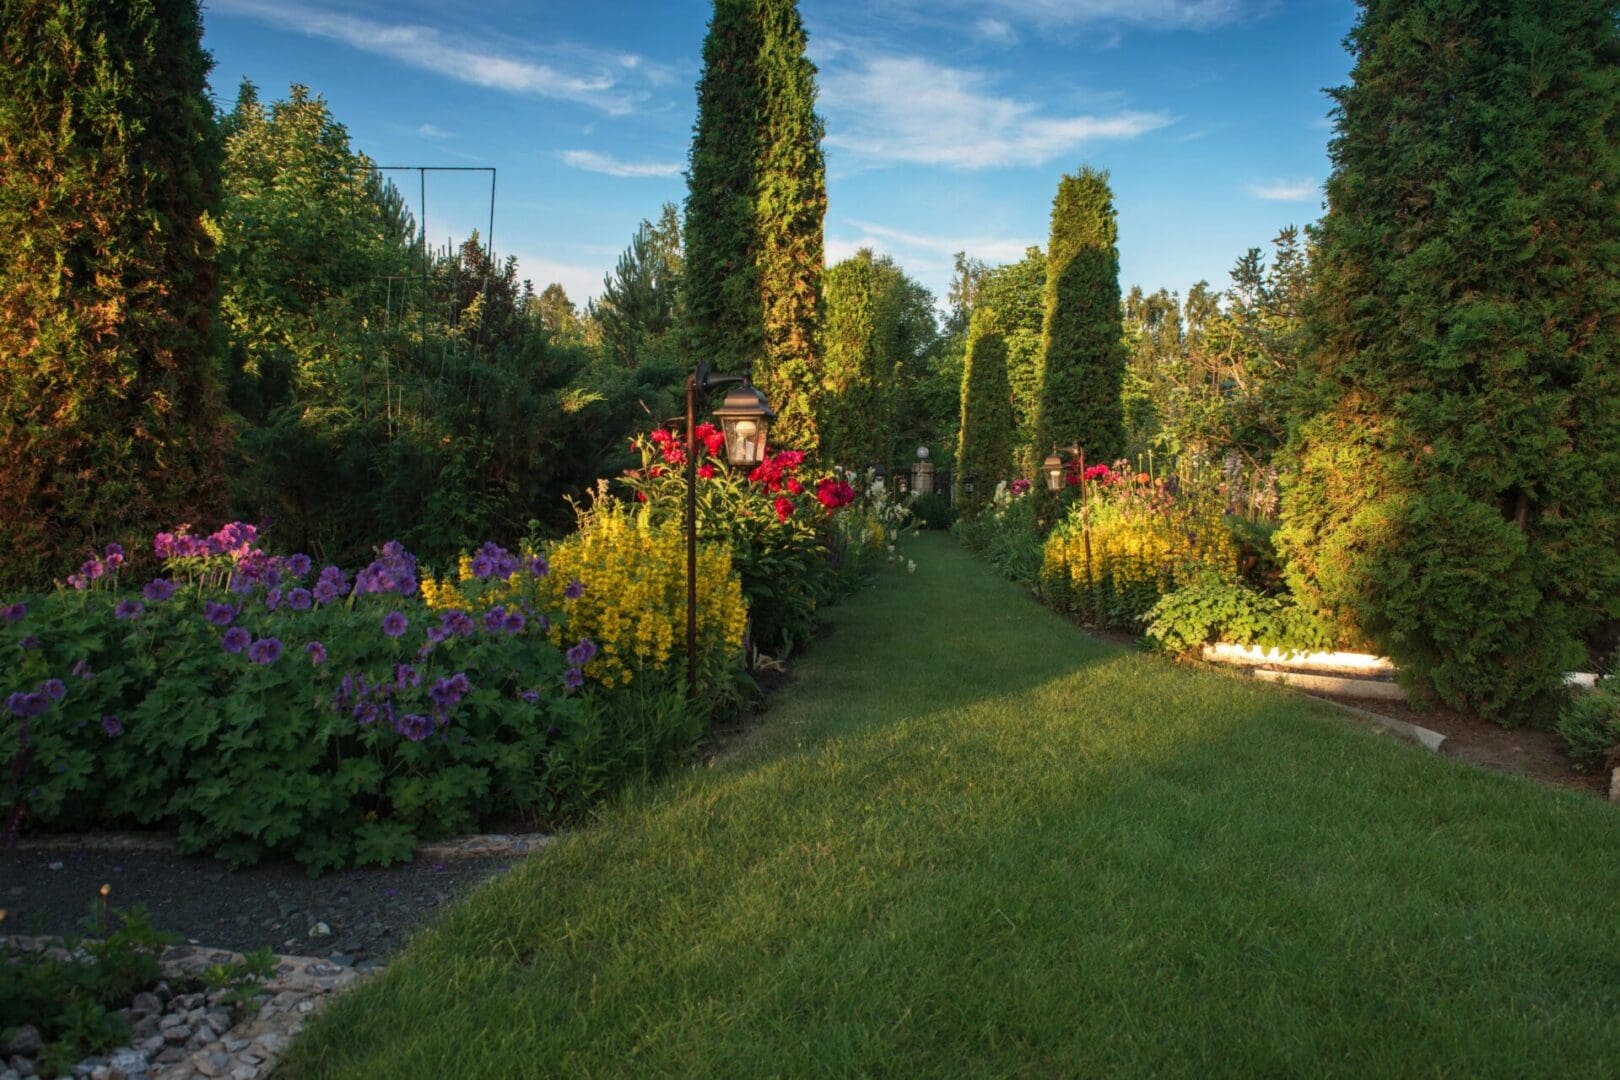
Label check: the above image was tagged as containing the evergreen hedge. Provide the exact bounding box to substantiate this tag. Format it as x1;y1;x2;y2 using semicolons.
1276;0;1620;723
685;0;826;453
955;307;1014;519
1033;168;1126;472
820;251;889;469
0;0;228;588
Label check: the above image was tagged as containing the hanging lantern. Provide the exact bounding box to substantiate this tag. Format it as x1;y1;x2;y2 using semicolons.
711;382;775;468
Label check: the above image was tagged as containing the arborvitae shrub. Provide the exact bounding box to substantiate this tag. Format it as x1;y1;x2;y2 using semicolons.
1276;0;1620;723
0;0;228;587
685;0;826;452
955;307;1014;519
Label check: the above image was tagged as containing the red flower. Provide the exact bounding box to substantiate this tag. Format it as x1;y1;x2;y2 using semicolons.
649;465;665;478
635;491;647;503
785;477;803;495
694;422;725;457
650;428;673;445
773;496;795;522
815;477;855;509
697;464;716;479
772;450;805;470
660;443;687;466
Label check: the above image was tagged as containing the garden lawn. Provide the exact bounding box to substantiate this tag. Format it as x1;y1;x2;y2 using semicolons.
286;533;1620;1077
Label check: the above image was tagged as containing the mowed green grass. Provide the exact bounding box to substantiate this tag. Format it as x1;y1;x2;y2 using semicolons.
286;533;1620;1077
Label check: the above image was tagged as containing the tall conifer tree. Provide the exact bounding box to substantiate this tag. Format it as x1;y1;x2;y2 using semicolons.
0;0;227;586
684;0;826;452
1276;0;1620;721
1033;168;1126;472
819;251;886;468
956;307;1015;519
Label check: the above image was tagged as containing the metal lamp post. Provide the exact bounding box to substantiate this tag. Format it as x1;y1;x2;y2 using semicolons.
682;361;773;702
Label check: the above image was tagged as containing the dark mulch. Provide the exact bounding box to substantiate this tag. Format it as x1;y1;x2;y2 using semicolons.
0;847;519;968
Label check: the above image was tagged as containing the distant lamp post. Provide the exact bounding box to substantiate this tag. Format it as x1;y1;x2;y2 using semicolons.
917;445;930;461
1042;445;1084;493
683;360;774;701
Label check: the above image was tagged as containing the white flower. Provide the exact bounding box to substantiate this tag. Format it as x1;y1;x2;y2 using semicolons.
886;544;895;553
907;560;917;573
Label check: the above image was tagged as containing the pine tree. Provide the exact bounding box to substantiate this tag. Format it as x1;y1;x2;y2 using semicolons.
684;0;826;452
955;307;1015;519
0;0;227;587
1276;0;1620;722
1032;168;1127;469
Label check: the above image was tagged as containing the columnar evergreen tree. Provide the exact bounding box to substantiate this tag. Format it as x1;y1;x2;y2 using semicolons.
955;307;1015;519
0;0;227;587
1276;0;1620;722
819;251;883;467
685;0;826;452
1032;168;1126;470
977;247;1047;472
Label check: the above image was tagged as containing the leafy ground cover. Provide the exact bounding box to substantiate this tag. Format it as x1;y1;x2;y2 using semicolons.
286;534;1620;1076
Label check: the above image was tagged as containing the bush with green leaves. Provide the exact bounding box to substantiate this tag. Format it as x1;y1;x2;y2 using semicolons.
0;524;691;874
1277;0;1620;724
0;899;178;1074
1144;575;1335;657
953;481;1042;587
1557;662;1620;770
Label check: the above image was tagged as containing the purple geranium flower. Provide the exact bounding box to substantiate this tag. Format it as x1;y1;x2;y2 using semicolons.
565;637;598;667
40;679;65;702
204;601;236;626
264;588;283;611
71;658;94;680
503;610;526;634
394;664;421;691
425;625;448;645
394;713;434;742
114;600;143;621
18;635;40;650
286;553;313;578
286;587;313;612
247;637;283;665
2;603;25;622
305;641;327;665
103;543;125;567
527;555;549;578
353;701;379;725
101;714;123;738
429;673;471;710
313;565;348;605
67;574;88;590
6;692;47;718
441;610;474;637
382;611;409;638
563;579;585;600
221;627;251;654
142;578;177;603
519;689;540;704
483;607;507;633
562;667;584;691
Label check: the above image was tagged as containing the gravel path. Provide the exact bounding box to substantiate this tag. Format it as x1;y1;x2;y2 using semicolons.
1;845;524;968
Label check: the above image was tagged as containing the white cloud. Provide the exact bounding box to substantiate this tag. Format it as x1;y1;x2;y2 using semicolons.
950;0;1248;30
210;0;647;115
510;253;605;307
820;53;1170;169
416;123;450;139
974;17;1019;45
1246;178;1319;202
559;150;683;179
846;220;1032;265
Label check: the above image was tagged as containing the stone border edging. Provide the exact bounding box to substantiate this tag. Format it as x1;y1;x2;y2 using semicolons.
9;831;552;859
1293;691;1447;753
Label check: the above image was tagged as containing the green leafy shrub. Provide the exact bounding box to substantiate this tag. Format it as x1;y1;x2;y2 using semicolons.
953;482;1042;587
909;494;957;531
1144;576;1335;656
0;525;699;874
1557;663;1620;769
0;897;179;1071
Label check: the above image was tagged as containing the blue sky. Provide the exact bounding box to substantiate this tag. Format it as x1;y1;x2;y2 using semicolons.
202;0;1358;310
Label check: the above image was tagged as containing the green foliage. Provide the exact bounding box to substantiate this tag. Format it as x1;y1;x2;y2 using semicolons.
591;204;682;366
954;308;1015;519
1144;575;1335;656
908;494;957;531
978;247;1047;470
1;898;179;1070
0;533;693;873
819;251;886;468
1556;677;1620;768
685;0;826;452
1276;0;1620;724
952;486;1042;586
1033;168;1127;477
0;0;228;590
201;946;277;1016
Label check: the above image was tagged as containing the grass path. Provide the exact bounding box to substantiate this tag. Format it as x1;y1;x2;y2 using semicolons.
287;534;1620;1076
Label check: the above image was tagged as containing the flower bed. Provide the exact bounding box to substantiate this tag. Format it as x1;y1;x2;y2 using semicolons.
1;522;723;874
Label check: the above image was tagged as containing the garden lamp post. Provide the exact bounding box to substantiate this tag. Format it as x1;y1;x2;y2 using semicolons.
684;360;774;702
1041;445;1084;493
